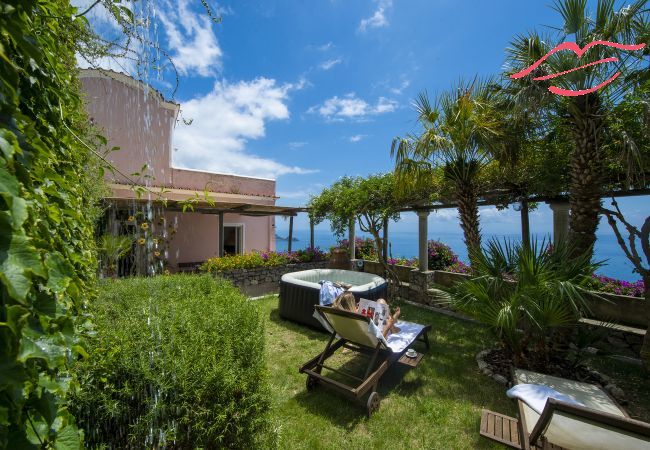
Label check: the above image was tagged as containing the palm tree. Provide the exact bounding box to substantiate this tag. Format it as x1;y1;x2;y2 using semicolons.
453;239;598;366
505;0;648;260
99;234;132;278
391;79;502;264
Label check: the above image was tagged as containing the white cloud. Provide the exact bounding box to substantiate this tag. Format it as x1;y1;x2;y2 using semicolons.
73;0;139;74
308;93;397;120
319;58;342;71
349;134;367;142
173;78;315;179
76;0;222;79
432;209;458;222
277;182;326;202
359;0;392;32
277;190;311;199
158;0;222;77
289;141;308;149
317;42;334;51
390;79;411;95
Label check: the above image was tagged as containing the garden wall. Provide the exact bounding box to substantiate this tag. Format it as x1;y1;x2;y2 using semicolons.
583;292;646;328
359;260;645;326
214;261;329;296
356;259;646;358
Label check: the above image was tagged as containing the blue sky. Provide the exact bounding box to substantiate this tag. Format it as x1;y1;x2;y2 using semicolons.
77;0;647;240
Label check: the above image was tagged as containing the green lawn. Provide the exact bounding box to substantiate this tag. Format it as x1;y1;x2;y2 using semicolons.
258;296;515;449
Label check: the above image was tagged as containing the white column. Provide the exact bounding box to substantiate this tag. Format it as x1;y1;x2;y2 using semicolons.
288;215;294;253
309;216;314;249
417;210;429;272
548;201;570;246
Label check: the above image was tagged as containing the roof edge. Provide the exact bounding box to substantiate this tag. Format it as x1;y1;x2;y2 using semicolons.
79;68;180;114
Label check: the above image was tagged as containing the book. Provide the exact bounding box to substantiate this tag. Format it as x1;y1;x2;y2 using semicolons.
357;298;389;327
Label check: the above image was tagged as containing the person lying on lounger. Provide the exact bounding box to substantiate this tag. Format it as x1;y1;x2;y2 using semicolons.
332;292;401;338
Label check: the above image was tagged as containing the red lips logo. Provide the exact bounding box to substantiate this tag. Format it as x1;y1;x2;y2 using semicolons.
510;40;646;97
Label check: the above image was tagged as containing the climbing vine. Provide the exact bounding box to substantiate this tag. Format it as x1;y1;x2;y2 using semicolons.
0;1;102;447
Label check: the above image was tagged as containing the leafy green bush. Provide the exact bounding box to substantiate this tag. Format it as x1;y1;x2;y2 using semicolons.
70;275;274;448
0;1;103;446
452;239;597;365
201;247;327;272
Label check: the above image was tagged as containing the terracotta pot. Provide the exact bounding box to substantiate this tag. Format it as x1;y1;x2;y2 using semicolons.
329;248;350;270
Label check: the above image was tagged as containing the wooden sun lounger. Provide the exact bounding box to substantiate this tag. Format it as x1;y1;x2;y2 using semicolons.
299;305;431;417
480;369;650;450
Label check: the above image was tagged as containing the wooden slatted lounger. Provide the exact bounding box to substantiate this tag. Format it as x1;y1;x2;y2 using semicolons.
480;368;650;449
299;305;431;417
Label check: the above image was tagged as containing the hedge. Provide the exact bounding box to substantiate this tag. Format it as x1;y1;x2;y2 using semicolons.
70;275;274;448
201;247;327;272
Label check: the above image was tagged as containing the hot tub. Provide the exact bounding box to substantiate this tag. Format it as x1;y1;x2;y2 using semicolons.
279;269;387;330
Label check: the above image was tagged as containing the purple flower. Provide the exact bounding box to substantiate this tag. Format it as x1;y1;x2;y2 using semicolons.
591;273;644;297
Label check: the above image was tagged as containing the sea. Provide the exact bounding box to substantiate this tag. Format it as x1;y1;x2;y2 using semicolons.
275;229;642;282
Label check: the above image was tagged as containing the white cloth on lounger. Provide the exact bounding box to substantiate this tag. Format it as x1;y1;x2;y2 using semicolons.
506;383;585;414
318;280;344;306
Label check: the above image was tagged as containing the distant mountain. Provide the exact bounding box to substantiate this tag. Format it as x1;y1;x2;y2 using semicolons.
276;234;299;242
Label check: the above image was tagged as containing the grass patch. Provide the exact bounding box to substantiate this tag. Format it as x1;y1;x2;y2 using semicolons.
258;295;515;449
258;295;650;448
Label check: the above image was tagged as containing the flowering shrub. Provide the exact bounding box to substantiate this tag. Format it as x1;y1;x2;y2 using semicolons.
588;274;644;297
201;247;328;272
387;257;419;267
446;261;472;274
339;238;465;271
338;237;377;260
427;240;459;270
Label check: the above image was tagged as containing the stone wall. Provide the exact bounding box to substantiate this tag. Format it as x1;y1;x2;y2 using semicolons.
214;261;329;288
583;292;646;328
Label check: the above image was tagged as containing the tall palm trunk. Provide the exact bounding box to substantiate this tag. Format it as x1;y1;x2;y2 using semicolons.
568;95;604;260
456;181;481;265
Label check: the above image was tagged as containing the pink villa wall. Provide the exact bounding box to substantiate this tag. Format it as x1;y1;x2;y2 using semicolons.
80;70;278;266
165;212;275;268
80;71;176;186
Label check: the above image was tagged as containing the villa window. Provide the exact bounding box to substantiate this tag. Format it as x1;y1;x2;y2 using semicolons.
223;224;244;255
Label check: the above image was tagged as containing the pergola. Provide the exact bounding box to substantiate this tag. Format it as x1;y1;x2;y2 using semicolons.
304;186;650;272
107;192;307;257
164;202;307;256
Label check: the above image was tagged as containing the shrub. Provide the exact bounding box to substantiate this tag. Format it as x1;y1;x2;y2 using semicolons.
588;274;644;297
446;261;471;274
452;239;597;365
201;247;327;272
69;275;274;448
293;246;328;263
338;237;378;260
387;257;419;267
427;240;459;270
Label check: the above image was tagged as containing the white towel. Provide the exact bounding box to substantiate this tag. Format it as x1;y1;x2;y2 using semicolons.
506;383;585;414
319;280;344;306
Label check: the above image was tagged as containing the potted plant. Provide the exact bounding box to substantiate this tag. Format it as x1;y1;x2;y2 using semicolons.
99;234;133;278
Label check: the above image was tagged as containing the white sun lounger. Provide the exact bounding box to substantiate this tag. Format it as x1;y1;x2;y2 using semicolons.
513;369;650;450
481;369;650;450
